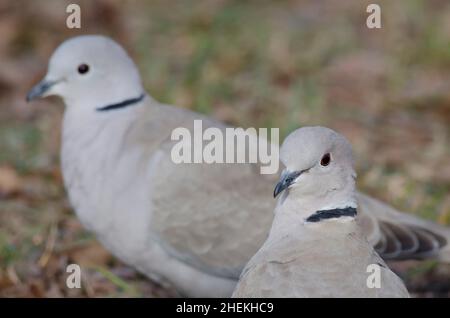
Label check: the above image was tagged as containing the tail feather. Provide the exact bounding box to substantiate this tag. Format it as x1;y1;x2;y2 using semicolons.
357;192;450;263
379;222;419;259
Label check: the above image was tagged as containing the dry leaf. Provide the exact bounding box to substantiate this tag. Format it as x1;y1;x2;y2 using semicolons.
68;242;113;267
0;165;21;196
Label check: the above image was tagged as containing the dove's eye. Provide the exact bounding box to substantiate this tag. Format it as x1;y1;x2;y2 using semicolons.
77;64;90;74
320;153;331;166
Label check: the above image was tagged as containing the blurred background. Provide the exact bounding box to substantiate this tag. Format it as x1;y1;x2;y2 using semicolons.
0;0;449;297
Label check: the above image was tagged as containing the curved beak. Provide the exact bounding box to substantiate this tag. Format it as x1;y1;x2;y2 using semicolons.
273;170;302;198
26;80;56;102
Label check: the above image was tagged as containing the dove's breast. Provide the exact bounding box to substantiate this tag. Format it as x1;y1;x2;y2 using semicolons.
60;108;154;261
58;106;239;297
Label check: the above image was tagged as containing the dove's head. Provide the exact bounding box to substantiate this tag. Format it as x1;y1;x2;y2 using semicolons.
274;126;356;208
27;35;144;111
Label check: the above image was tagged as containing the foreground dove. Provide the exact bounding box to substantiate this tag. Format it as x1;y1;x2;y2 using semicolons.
233;127;410;298
27;35;450;297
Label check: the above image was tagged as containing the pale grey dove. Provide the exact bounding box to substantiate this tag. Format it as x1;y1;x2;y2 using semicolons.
27;35;450;297
232;126;410;297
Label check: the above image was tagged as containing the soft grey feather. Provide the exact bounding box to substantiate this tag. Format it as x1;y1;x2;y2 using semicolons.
28;35;449;297
232;127;410;298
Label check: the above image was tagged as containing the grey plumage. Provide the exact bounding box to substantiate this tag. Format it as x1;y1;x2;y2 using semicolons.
357;193;450;262
232;127;410;297
27;35;449;297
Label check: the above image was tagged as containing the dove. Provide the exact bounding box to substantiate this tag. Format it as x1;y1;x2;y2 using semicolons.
27;35;449;297
232;127;410;298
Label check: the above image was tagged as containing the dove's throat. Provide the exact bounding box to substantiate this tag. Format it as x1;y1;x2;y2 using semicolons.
269;179;358;240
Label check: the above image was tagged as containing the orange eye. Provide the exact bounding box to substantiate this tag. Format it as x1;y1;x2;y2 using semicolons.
320;153;331;166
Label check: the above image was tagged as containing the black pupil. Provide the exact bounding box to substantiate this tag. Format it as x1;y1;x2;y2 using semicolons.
321;153;331;166
78;64;89;74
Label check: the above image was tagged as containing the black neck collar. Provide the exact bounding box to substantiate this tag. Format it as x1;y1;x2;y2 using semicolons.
96;93;145;112
305;207;357;223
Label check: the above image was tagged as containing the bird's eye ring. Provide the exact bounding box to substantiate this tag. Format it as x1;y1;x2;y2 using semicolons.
320;153;331;166
78;64;90;74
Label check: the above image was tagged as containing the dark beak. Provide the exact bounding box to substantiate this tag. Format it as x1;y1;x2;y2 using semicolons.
273;170;302;198
26;80;55;102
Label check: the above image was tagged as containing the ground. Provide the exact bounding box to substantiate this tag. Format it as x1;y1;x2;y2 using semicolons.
0;0;449;297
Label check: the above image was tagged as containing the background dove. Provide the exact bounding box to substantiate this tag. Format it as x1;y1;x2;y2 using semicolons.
27;35;450;297
233;126;410;298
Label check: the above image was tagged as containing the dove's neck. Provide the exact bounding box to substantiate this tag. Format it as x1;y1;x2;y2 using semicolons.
61;95;148;151
277;176;357;216
268;182;357;242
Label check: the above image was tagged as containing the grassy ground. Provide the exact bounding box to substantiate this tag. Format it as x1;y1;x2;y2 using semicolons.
0;0;449;297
